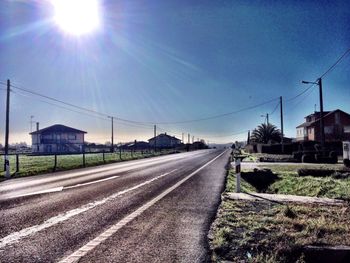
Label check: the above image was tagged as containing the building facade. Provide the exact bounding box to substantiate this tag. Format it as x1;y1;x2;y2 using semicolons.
148;133;181;148
30;124;87;154
296;110;350;142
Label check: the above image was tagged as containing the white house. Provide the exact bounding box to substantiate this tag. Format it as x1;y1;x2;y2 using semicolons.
30;124;87;154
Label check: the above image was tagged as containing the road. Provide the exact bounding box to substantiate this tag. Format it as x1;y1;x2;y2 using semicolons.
0;149;230;263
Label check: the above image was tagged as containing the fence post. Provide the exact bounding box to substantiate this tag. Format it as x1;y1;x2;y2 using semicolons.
103;151;105;163
235;158;241;193
16;154;19;174
83;153;86;167
119;147;122;160
54;154;57;171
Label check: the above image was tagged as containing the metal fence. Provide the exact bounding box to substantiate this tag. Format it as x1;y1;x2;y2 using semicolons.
0;149;177;178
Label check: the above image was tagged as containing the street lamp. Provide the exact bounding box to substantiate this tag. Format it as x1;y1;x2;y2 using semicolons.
301;78;325;152
260;113;269;125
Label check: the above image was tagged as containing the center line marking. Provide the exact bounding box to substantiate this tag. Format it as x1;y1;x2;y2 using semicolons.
0;169;177;249
64;175;120;190
59;150;227;263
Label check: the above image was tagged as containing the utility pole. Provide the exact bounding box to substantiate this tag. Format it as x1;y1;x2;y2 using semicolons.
280;96;284;153
4;79;10;178
192;136;194;143
109;116;114;153
318;78;325;152
182;133;184;144
261;113;269;125
302;78;325;152
188;133;190;144
154;125;157;152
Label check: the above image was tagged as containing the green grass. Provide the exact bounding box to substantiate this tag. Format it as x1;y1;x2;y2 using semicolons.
228;164;350;200
226;170;256;193
0;150;177;179
210;156;350;262
210;199;350;262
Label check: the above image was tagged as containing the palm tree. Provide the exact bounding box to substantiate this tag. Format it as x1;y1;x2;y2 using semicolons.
251;123;281;144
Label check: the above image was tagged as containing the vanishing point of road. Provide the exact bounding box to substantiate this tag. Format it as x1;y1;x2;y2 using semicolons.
0;149;230;263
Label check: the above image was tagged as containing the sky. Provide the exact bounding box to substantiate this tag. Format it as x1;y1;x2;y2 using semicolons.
0;0;349;145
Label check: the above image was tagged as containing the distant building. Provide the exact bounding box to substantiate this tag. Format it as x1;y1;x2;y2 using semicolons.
30;124;87;154
148;133;181;148
120;141;150;150
296;109;350;142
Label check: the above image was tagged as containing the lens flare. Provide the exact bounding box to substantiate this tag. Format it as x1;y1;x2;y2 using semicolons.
52;0;101;36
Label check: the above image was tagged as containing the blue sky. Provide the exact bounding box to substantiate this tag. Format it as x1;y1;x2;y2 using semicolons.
0;0;349;144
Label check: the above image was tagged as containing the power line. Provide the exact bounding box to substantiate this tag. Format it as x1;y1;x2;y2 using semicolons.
269;101;280;115
145;97;279;124
0;82;279;125
13;89;154;130
286;84;316;102
320;48;350;79
13;90;110;121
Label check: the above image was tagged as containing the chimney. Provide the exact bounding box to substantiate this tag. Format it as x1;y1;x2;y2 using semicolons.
36;122;39;131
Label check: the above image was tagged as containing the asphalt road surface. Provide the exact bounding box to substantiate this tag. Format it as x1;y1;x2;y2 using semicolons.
0;149;230;263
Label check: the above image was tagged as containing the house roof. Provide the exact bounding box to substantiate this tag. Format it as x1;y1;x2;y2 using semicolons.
296;109;350;129
148;133;181;142
30;124;87;135
296;122;312;128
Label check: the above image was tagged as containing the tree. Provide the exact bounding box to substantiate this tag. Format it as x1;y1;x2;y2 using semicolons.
251;123;281;144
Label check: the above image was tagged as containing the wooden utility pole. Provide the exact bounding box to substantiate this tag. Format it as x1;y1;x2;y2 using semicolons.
280;96;284;153
110;116;114;153
188;133;190;144
4;79;10;178
302;78;325;153
182;133;184;144
318;78;325;152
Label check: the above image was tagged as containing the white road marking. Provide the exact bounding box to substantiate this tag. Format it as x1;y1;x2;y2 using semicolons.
64;176;119;190
0;151;206;192
0;169;177;249
10;187;64;198
9;176;121;199
59;150;227;263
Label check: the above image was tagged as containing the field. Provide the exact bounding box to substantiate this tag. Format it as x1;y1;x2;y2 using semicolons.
0;150;176;179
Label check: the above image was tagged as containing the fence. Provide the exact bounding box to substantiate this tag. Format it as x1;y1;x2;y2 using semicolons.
0;149;177;178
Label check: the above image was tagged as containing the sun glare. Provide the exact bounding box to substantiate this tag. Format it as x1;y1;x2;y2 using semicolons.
52;0;101;36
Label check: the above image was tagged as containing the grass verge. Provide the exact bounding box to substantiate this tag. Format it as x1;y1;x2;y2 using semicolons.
237;164;350;200
0;150;178;179
210;199;350;262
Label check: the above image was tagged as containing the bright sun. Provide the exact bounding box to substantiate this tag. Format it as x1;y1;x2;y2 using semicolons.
52;0;101;36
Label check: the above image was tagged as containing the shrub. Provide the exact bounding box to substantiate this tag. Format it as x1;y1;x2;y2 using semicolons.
297;169;334;177
241;169;279;192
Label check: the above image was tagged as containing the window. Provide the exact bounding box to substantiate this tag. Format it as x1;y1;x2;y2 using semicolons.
68;134;77;140
42;134;53;139
344;126;350;133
